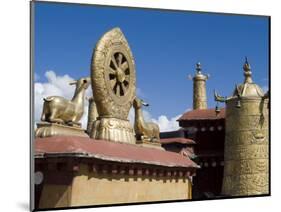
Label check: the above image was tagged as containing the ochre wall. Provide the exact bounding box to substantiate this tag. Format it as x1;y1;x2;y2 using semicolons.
39;164;192;208
39;184;71;208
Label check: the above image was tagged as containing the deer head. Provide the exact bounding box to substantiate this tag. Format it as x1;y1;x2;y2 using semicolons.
133;98;149;109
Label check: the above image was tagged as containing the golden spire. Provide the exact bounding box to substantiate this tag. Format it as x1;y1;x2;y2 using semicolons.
231;57;263;99
196;62;202;74
243;57;253;83
189;62;209;110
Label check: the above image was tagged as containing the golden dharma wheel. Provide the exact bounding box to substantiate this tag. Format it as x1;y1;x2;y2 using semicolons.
91;28;136;120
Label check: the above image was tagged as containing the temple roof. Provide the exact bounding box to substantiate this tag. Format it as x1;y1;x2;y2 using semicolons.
178;108;225;121
35;136;199;169
160;137;196;145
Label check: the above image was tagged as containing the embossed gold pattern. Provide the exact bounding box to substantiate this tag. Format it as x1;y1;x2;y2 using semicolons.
90;28;136;143
221;58;269;196
91;27;136;119
90;117;136;143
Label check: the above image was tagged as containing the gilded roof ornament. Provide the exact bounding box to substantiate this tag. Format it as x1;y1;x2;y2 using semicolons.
221;57;269;196
193;62;209;80
196;62;202;74
214;57;266;106
188;62;209;109
90;27;137;144
233;57;264;98
243;57;253;83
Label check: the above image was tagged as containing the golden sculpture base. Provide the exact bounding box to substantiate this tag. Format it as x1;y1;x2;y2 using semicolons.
35;122;89;138
136;139;164;150
90;117;136;144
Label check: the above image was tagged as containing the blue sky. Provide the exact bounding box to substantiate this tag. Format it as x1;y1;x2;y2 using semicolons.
34;2;269;119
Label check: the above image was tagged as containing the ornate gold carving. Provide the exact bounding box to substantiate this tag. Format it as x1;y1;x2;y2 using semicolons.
222;173;268;196
90;28;136;143
221;59;269;196
225;130;268;147
224;159;268;176
223;99;269;196
91;27;135;119
224;145;268;161
90;118;136;144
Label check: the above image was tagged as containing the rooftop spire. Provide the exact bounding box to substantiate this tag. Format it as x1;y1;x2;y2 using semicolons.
190;62;209;110
196;62;202;74
243;57;253;83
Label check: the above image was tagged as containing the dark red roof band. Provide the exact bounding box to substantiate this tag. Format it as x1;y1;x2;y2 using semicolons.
178;108;225;121
160;137;196;145
35;136;199;169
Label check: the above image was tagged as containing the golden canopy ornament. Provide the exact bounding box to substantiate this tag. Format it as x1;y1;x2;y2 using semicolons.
90;27;136;143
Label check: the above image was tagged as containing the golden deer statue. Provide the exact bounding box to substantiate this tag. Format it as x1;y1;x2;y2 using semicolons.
133;97;160;142
41;77;91;127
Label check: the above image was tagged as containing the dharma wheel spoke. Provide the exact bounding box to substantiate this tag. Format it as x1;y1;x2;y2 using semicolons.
120;82;126;96
120;61;129;72
116;83;121;96
110;78;117;88
111;55;118;70
125;75;130;82
109;67;116;75
113;82;117;93
117;53;123;67
109;52;130;97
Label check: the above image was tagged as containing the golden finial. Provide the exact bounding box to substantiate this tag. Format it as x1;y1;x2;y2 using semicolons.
196;62;202;74
243;57;253;83
243;57;251;71
191;62;209;109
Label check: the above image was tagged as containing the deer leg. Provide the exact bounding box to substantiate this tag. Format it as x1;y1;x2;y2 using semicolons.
41;103;48;121
49;117;64;124
67;121;81;127
66;115;81;127
41;111;46;122
73;122;81;127
48;109;64;124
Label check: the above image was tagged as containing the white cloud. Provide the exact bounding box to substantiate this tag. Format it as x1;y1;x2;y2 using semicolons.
34;71;181;133
34;71;91;129
152;114;181;132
